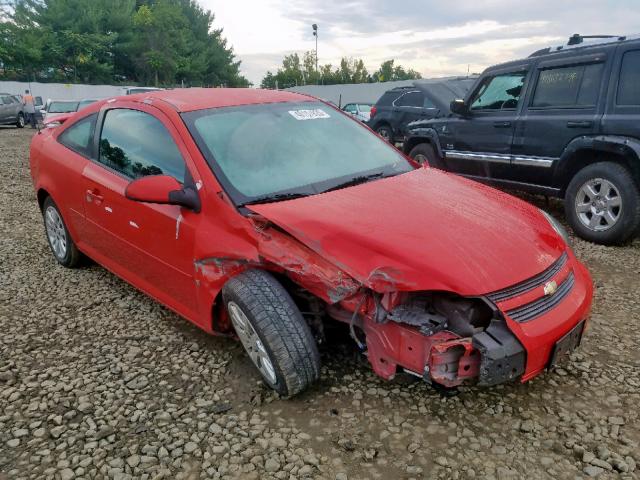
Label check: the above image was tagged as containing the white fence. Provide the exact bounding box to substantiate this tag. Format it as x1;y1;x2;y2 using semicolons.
286;80;414;107
0;81;135;102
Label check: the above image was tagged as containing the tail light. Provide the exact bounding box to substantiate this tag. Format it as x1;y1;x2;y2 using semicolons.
370;106;377;118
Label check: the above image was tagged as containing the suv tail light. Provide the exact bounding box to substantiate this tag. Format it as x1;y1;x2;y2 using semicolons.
370;106;377;119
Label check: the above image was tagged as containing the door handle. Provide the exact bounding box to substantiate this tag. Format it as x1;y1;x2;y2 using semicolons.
493;121;512;128
567;121;593;128
86;189;104;203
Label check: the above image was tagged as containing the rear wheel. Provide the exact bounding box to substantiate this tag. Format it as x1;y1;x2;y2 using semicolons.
16;113;25;128
376;125;393;143
565;162;640;245
409;143;439;167
42;197;82;267
222;269;321;397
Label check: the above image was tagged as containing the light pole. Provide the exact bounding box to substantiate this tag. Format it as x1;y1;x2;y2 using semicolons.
312;24;318;74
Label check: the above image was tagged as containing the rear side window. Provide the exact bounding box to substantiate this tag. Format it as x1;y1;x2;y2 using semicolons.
532;63;604;108
58;113;97;157
376;91;404;106
617;50;640;106
98;109;185;182
396;91;424;107
2;95;16;104
423;97;436;108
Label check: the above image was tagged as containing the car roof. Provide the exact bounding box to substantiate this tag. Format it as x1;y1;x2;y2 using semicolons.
125;88;314;113
486;33;640;72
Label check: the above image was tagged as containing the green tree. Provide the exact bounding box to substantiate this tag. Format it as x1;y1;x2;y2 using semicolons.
0;0;249;86
261;54;420;88
372;59;422;82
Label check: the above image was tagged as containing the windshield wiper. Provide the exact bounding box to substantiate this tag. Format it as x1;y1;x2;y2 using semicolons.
321;172;386;193
241;192;312;206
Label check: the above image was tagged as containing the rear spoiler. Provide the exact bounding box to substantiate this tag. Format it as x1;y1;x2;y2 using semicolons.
43;113;74;127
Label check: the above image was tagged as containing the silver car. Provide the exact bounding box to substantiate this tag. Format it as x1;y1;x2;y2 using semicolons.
342;103;373;122
0;93;25;128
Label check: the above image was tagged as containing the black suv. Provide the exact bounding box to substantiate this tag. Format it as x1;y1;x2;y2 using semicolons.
404;34;640;245
367;77;476;143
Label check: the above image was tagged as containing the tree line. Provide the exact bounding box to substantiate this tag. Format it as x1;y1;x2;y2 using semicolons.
0;0;249;87
261;51;422;89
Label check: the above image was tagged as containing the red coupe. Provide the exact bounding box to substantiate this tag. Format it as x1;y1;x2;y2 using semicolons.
30;88;593;396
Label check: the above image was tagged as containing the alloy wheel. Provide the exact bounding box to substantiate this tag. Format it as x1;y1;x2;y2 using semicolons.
575;177;622;232
45;206;67;259
227;301;277;385
18;115;25;127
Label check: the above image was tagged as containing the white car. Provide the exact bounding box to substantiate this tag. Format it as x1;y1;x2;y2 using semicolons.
124;87;163;95
342;103;373;122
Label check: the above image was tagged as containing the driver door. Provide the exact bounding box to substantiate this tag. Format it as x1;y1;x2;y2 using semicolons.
81;104;200;317
441;67;530;179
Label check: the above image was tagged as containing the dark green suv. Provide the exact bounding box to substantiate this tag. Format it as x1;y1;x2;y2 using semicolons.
404;34;640;245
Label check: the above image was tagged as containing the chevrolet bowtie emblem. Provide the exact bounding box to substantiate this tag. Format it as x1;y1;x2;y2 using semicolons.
543;280;558;296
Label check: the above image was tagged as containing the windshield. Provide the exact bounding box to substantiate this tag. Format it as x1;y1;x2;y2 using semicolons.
78;99;96;110
48;101;78;113
183;101;412;205
127;88;160;95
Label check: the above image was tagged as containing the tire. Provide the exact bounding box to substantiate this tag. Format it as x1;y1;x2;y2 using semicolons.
376;125;393;143
222;269;321;397
42;197;82;267
16;113;25;128
564;162;640;245
409;143;440;168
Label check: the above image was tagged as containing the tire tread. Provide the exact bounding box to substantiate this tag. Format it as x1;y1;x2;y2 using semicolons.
223;270;320;396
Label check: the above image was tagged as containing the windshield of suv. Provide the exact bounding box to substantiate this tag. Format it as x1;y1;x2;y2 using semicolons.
48;101;78;113
183;101;412;205
78;99;97;110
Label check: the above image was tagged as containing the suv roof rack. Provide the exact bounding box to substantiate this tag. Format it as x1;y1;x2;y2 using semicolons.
529;33;634;57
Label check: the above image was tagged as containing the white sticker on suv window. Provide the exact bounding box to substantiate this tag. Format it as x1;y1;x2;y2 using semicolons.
288;109;330;120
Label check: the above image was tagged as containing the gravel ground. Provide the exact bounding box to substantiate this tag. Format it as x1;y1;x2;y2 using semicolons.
1;126;639;480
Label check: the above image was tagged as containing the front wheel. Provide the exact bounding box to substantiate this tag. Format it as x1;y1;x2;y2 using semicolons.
564;162;640;245
376;125;393;143
409;143;440;168
16;113;25;128
222;269;321;397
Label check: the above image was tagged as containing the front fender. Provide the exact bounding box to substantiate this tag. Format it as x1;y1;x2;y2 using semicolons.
403;127;444;157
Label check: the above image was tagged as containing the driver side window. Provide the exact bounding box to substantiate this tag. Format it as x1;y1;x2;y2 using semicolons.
470;72;526;111
98;109;185;183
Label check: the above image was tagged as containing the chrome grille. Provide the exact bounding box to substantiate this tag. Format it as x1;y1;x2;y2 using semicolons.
487;253;568;303
506;272;575;323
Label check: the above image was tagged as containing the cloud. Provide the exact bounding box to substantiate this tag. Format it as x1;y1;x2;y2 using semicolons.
206;0;640;85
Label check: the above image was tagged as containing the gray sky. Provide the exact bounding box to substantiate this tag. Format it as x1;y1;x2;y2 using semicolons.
203;0;640;85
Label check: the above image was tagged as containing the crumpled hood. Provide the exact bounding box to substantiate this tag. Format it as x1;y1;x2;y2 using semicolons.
249;168;566;296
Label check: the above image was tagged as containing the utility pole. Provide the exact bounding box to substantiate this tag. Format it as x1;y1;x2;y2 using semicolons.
312;24;318;74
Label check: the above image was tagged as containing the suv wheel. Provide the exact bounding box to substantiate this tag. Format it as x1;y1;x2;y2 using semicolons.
42;197;82;267
376;125;393;142
222;269;321;397
565;162;640;245
16;113;25;128
409;143;439;167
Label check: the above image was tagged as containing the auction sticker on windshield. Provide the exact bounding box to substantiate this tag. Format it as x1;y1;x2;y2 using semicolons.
288;109;331;120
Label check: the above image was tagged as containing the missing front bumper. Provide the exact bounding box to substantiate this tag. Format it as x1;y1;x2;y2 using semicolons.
472;319;526;386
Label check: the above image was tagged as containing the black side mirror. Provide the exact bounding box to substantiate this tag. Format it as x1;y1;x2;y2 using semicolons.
450;99;468;116
169;186;201;213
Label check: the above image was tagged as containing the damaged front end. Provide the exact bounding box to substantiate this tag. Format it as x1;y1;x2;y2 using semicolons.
330;291;526;388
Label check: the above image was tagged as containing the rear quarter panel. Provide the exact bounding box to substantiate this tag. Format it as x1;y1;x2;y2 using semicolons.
30;128;86;243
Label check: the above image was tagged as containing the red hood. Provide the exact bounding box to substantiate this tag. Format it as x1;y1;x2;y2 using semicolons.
249;168;566;295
